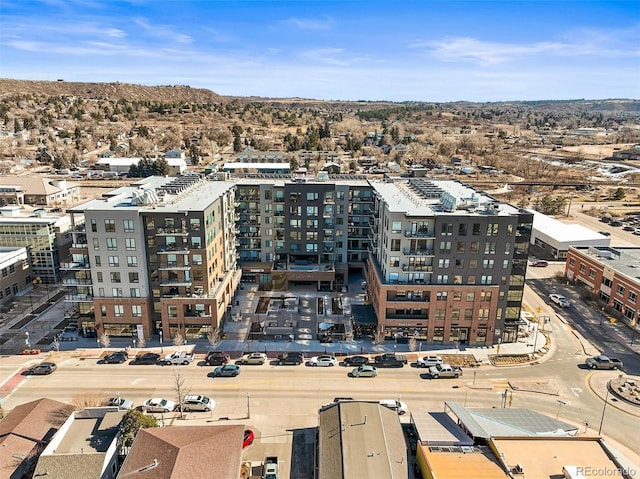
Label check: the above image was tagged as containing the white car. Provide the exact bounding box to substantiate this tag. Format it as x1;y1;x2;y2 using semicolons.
417;355;443;368
549;293;570;308
307;355;338;367
379;399;408;415
108;396;133;410
143;398;176;413
181;394;215;412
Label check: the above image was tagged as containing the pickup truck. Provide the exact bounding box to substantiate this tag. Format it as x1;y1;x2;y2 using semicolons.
428;363;463;378
162;351;195;366
373;353;408;368
585;355;623;370
262;456;279;479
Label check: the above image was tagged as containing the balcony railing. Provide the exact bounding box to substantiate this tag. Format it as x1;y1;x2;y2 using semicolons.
156;228;188;236
158;263;192;271
157;245;191;254
60;262;90;270
404;230;434;238
403;249;434;256
62;278;93;286
160;280;193;287
402;264;433;272
64;294;94;302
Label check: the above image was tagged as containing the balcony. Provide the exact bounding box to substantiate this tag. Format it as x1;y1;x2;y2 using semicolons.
71;242;88;249
157;245;191;254
156;228;188;236
158;263;192;271
160;280;193;287
64;294;94;302
60;261;90;270
403;248;434;256
402;264;433;272
62;278;93;286
404;230;434;238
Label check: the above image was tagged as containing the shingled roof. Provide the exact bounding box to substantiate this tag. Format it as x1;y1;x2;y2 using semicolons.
116;425;244;479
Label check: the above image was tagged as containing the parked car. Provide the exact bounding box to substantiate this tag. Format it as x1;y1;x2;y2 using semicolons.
307;355;338;367
428;363;463;378
342;355;370;366
26;362;57;375
213;364;240;377
610;220;623;227
585;355;624;370
417;355;443;368
108;396;133;410
379;399;408;415
600;216;612;223
277;352;305;365
350;365;378;377
635;229;640;236
205;352;230;366
623;225;636;232
133;352;161;365
598;231;611;236
239;352;267;365
549;293;570;308
143;398;175;413
181;394;215;412
530;260;548;267
103;351;129;364
243;429;255;448
162;351;195;365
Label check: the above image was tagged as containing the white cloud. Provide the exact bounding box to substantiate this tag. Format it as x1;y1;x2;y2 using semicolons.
133;17;193;44
282;16;333;30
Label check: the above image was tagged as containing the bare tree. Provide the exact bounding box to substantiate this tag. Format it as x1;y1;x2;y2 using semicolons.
207;327;221;349
373;324;385;346
173;369;191;420
408;337;417;353
71;392;109;410
136;336;146;349
173;331;185;347
98;332;111;349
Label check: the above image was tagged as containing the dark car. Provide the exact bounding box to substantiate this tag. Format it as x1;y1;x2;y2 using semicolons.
213;364;240;377
205;352;230;366
598;231;611;237
277;352;305;365
623;225;636;232
103;351;129;364
26;362;57;375
133;352;160;365
342;355;370;366
610;220;623;227
530;260;548;267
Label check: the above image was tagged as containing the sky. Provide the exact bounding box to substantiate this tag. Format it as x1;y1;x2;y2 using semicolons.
1;0;639;102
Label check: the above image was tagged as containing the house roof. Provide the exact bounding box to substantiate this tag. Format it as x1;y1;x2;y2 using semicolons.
33;453;106;479
116;425;244;479
0;398;72;442
0;176;78;196
96;157;186;167
318;401;408;479
0;434;40;479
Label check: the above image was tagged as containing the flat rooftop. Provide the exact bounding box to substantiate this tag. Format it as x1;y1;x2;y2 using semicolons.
572;246;640;282
422;445;506;479
54;410;123;454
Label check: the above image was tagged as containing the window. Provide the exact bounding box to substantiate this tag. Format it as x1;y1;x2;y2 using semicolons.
390;257;400;267
478;308;489;320
630;291;637;303
579;264;586;273
93;238;100;250
439;241;452;254
125;238;136;250
168;306;178;318
569;258;576;267
129;272;139;283
472;223;481;235
106;238;117;250
589;268;596;279
130;288;141;298
306;243;318;253
453;292;462;301
455;259;464;269
146;217;154;230
307;192;318;200
464;308;473;320
108;256;119;267
391;239;401;251
482;259;495;269
438;259;450;268
435;308;446;320
480;291;492;301
392;221;402;233
456;241;465;254
469;259;478;269
123;219;135;233
454;275;462;284
617;285;625;296
436;275;448;284
470;241;480;253
306;206;318;216
90;219;97;232
436;291;448;301
467;276;476;285
190;218;201;230
96;272;103;283
441;223;453;236
458;224;468;236
132;305;142;317
191;237;201;248
127;256;138;267
104;219;116;232
114;305;124;317
110;272;121;283
481;275;493;284
466;292;475;301
504;242;511;254
290;219;301;228
484;242;496;254
487;223;499;236
193;254;203;265
503;259;509;269
95;255;101;266
112;288;123;297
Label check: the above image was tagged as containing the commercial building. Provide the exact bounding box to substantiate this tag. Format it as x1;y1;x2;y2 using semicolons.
0;176;80;207
65;175;240;340
566;245;640;326
0;246;31;305
366;178;532;345
530;210;610;260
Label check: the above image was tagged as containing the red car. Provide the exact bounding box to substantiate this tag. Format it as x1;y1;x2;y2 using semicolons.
243;429;255;448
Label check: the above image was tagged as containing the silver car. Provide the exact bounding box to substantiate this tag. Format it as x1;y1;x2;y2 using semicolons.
182;394;216;412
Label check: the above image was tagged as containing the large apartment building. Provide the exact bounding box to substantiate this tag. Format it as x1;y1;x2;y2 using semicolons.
65;175;240;341
365;178;533;345
234;176;373;290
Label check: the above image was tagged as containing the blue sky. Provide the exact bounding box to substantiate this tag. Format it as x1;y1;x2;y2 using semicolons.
1;0;638;102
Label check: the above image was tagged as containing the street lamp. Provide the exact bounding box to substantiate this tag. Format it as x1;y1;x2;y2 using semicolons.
25;332;31;351
600;307;605;326
598;385;610;435
246;392;251;419
556;400;567;419
159;330;163;354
